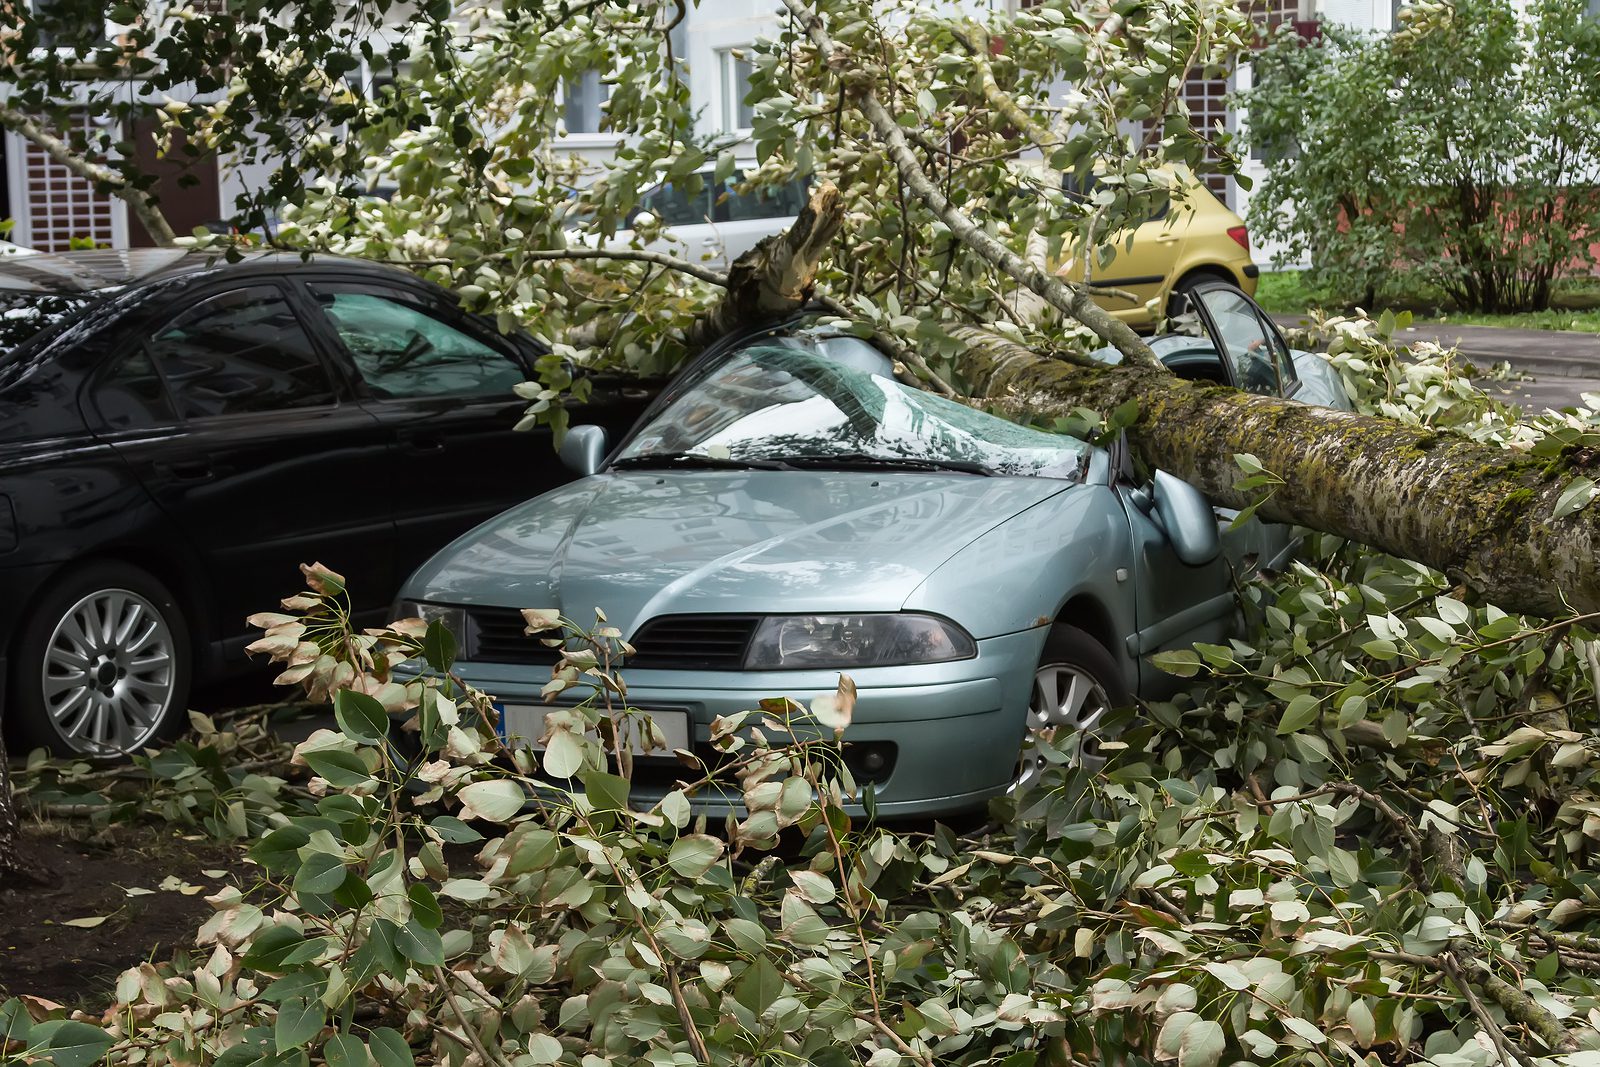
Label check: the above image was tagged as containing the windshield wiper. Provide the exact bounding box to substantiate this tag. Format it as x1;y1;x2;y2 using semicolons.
783;452;993;476
610;453;793;472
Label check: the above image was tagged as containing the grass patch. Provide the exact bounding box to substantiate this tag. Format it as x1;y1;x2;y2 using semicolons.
1257;269;1600;332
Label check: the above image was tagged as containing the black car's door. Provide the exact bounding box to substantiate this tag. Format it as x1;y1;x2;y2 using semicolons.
95;282;395;657
292;278;578;582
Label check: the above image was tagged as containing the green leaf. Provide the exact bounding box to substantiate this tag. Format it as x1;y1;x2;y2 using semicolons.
422;617;458;673
1553;476;1597;519
333;690;390;745
667;834;725;878
457;779;526;823
582;769;631;813
368;1028;415;1067
525;1034;563;1065
1278;693;1321;734
322;1033;366;1067
274;998;324;1054
294;852;348;896
303;747;374;788
1151;649;1202;677
1178;1019;1226;1067
407;883;443;930
734;955;784;1016
30;1021;113;1067
395;919;445;966
427;816;483;844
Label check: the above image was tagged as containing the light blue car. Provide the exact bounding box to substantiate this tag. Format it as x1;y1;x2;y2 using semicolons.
397;283;1349;817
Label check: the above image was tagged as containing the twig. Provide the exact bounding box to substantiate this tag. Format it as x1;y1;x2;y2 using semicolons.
434;965;516;1067
663;962;711;1064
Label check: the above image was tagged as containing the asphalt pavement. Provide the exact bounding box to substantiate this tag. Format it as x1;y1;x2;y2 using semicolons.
1271;312;1600;413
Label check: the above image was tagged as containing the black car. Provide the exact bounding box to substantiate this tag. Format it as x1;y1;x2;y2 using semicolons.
0;249;656;757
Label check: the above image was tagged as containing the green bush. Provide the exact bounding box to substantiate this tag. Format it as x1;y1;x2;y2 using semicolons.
1242;0;1600;313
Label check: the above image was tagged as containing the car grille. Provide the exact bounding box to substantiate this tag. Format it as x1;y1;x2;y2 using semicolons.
464;608;558;666
461;609;759;671
627;615;758;671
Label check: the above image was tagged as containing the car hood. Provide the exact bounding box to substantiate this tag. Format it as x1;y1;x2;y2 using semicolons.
405;470;1077;636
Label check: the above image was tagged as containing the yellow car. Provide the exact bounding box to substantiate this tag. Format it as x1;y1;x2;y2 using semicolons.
1053;174;1259;332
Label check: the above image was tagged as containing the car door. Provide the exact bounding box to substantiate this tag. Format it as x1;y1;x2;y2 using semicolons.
297;278;588;583
1184;282;1303;574
1057;173;1182;329
101;282;396;656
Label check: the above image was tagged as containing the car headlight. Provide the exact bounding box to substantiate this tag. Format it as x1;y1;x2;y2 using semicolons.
743;614;976;670
394;599;469;640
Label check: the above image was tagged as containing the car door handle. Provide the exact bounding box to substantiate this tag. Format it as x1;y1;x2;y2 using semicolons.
401;433;446;454
620;387;653;401
155;459;216;482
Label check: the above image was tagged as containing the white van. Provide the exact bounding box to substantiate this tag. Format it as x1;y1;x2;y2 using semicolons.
579;169;809;271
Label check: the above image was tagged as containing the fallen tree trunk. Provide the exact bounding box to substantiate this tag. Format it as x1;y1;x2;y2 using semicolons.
961;333;1596;618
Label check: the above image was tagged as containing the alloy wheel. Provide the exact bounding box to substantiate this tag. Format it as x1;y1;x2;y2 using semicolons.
1012;662;1111;794
39;587;177;755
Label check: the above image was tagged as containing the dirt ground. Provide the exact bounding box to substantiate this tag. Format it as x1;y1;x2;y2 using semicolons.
0;823;253;1006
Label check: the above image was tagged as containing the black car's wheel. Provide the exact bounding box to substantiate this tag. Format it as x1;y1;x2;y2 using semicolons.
1012;624;1133;794
9;562;192;758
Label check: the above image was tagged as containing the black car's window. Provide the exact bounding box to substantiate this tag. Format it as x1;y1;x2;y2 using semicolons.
0;292;98;365
93;348;177;430
1196;287;1281;396
309;286;523;400
147;286;336;419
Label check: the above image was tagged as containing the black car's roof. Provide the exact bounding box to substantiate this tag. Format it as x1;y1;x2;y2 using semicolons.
0;249;400;294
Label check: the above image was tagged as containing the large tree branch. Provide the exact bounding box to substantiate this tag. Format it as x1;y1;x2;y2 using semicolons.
781;0;1163;370
0;103;178;246
685;180;846;348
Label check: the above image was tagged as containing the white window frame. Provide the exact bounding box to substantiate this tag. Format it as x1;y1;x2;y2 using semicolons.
557;69;618;146
719;47;756;134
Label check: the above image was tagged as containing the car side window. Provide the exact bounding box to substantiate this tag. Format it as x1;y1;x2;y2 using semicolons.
636;181;713;226
146;286;336;419
309;287;525;400
93;347;178;430
1196;288;1280;396
717;178;808;221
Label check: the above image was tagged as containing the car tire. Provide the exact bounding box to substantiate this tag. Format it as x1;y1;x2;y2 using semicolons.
1012;624;1133;794
1168;272;1229;319
8;562;192;758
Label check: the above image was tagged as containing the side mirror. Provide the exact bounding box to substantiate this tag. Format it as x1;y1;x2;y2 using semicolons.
1150;470;1221;566
559;425;609;477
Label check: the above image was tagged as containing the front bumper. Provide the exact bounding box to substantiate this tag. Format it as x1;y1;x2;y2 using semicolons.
446;627;1049;819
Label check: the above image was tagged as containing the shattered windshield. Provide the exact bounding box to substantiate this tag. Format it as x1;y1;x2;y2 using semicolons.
618;342;1088;480
0;291;97;364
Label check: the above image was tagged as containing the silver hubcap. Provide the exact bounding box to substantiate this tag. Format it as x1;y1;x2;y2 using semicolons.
41;588;176;754
1013;663;1110;794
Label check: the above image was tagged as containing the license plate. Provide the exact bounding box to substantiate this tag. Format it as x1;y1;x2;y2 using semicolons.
497;703;691;757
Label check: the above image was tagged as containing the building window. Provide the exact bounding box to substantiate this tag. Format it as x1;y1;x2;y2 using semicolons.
720;48;756;132
563;70;609;135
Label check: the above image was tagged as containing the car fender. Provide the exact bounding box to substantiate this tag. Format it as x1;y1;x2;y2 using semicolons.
899;481;1139;690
